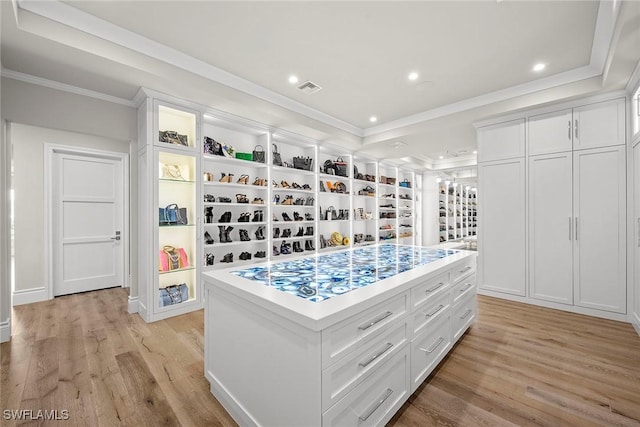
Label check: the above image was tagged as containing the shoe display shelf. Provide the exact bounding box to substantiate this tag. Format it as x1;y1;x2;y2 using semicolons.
317;148;352;251
352;157;378;247
201;116;271;269
377;164;398;243
437;179;476;243
397;170;416;244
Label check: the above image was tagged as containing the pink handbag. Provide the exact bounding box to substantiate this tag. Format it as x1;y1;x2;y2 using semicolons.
159;246;189;271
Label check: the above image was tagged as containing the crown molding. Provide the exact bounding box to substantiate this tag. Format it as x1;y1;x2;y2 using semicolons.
625;59;640;93
15;0;364;138
1;68;135;107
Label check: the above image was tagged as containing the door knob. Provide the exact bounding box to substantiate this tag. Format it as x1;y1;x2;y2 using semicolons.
111;230;121;241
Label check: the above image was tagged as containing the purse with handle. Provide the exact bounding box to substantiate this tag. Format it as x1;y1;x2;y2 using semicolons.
272;144;283;166
252;145;266;163
159;283;189;306
158;245;189;271
159;204;188;226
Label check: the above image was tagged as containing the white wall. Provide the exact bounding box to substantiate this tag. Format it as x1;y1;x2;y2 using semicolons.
1;119;10;342
1;78;137;315
10;123;131;299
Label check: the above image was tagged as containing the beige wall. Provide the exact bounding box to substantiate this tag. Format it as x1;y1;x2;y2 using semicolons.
1;78;138;305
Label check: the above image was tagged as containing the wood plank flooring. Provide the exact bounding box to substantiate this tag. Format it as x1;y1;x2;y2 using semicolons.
2;288;639;426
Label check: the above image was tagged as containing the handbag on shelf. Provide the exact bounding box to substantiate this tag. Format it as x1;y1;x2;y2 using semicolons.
293;156;313;171
159;283;189;306
322;160;336;175
159;245;189;272
160;163;185;180
272;144;283;166
400;179;412;188
159;130;188;146
386;176;396;185
334;157;348;177
203;136;224;156
325;206;337;221
159;204;188;226
354;165;363;180
252;145;266;163
334;182;347;194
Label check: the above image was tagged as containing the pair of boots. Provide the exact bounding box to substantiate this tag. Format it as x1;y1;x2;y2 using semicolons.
239;229;251;241
252;210;264;222
205;253;214;266
219;226;233;243
305;240;315;251
205;207;214;223
273;227;289;239
292;241;304;253
219;211;232;223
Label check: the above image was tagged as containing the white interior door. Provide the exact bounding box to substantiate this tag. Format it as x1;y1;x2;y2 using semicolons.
528;152;573;304
52;150;124;296
634;142;640;320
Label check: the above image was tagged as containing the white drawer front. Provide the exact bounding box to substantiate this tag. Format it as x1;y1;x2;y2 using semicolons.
322;292;408;369
453;294;476;341
322;321;408;411
410;272;450;310
323;345;410;427
451;257;476;284
453;273;476;305
411;290;451;338
410;314;451;391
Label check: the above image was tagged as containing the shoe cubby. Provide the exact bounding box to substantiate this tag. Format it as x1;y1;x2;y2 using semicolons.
352;158;378;247
436;179;476;242
201;118;270;270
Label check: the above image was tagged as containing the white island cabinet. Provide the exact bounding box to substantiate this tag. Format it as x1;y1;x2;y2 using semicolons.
203;244;476;427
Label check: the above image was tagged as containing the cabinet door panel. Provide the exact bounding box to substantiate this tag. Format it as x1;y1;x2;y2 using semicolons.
574;99;625;150
477;119;525;163
528;109;573;155
573;146;626;313
478;158;526;296
528;153;573;304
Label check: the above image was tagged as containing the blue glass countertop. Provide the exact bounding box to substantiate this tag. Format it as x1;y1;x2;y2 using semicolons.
231;244;458;303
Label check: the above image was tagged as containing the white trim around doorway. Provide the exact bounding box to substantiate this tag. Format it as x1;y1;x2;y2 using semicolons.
43;144;130;301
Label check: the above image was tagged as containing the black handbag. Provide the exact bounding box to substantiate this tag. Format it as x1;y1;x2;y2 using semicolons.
323;160;336;175
203;136;224;156
159;130;188;146
293;156;313;171
334;157;348;177
252;145;266;163
273;144;283;166
159;204;188;225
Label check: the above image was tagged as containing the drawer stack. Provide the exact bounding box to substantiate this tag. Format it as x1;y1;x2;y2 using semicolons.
321;293;411;426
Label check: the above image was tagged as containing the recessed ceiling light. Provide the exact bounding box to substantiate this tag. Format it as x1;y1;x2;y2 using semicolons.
473;150;477;154
288;75;299;84
532;63;546;72
439;155;444;160
369;116;377;123
408;72;419;81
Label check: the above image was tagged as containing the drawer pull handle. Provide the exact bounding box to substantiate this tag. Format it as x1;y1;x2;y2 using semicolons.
420;337;444;354
426;282;445;293
460;309;473;320
459;266;472;273
424;304;445;318
359;342;393;368
459;283;473;293
358;311;393;331
359;388;394;422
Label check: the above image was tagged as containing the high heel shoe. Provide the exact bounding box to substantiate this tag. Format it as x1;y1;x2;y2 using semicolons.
253;177;264;186
292;182;301;189
296;227;304;237
205;207;214;224
282;212;292;222
239;229;251;241
326;181;335;192
281;228;291;238
273;227;280;239
319;181;326;192
219;173;234;183
237;174;249;184
293;212;303;221
281;180;291;188
293;241;304;253
281;195;294;205
236;194;249;204
252;210;264;222
204;231;214;245
255;226;266;241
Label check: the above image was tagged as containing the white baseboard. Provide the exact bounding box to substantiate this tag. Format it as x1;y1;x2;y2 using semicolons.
12;286;48;306
632;312;640;337
0;318;11;342
128;296;139;314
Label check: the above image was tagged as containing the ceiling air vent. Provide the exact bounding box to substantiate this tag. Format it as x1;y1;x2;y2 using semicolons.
297;81;322;94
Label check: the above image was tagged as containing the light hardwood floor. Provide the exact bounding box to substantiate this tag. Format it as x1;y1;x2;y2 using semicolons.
2;288;639;426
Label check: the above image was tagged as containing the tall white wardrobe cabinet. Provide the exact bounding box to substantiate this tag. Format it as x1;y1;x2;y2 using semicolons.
477;96;627;319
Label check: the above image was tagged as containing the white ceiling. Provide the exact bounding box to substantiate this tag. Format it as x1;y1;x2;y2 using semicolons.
2;1;639;168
